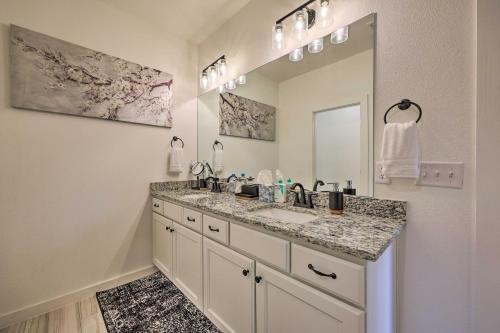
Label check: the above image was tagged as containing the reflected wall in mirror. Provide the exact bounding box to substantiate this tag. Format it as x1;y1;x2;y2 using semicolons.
198;14;375;196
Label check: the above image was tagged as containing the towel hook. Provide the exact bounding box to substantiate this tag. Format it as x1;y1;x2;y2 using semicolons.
171;136;184;148
384;99;422;124
213;140;223;151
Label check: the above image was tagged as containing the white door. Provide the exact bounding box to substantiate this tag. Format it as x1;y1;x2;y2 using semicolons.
173;222;203;309
256;263;365;333
153;212;173;279
203;237;255;333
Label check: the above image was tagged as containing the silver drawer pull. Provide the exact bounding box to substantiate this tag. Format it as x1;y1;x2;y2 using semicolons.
308;264;337;279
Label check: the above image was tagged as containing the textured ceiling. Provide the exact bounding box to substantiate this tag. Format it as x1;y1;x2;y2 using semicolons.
99;0;251;43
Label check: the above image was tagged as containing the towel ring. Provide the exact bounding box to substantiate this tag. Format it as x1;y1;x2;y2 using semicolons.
171;136;184;148
384;99;422;124
213;140;223;151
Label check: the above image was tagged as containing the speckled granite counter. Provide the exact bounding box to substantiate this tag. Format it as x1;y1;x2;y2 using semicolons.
151;182;407;262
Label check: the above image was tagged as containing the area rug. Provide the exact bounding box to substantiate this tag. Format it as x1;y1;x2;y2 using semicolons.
96;271;220;333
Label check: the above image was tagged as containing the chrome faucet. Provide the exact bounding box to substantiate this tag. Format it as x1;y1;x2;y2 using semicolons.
291;183;316;209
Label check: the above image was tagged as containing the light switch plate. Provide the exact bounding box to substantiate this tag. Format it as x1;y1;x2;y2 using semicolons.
375;161;391;184
417;162;464;188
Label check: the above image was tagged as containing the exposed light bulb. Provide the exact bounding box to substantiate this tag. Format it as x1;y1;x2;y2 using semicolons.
218;58;227;77
236;74;246;85
225;79;236;90
331;26;349;44
308;37;324;53
200;72;208;89
318;0;333;28
292;10;308;41
272;23;286;50
208;65;218;83
217;84;225;93
289;47;304;62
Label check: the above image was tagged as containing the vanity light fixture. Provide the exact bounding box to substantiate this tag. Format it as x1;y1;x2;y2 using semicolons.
199;55;227;89
217;84;225;93
289;47;304;62
272;23;285;50
318;0;333;28
331;26;349;44
292;9;308;41
225;79;236;90
236;74;246;85
308;37;324;53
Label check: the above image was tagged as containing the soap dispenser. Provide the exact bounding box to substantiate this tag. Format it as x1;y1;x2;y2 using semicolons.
329;182;344;215
343;180;357;195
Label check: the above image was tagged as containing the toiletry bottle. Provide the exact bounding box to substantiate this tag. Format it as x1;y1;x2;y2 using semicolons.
329;182;344;215
235;173;246;194
343;180;357;195
274;170;286;203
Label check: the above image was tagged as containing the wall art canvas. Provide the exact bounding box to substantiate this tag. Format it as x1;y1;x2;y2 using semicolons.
10;25;173;127
219;92;276;141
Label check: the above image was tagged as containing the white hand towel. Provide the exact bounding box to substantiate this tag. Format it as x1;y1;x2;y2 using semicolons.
380;121;420;178
213;148;224;173
169;147;184;173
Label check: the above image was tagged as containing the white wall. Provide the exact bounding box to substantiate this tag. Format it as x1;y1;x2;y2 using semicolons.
198;1;474;332
198;71;279;177
473;0;500;332
278;50;372;192
0;0;197;319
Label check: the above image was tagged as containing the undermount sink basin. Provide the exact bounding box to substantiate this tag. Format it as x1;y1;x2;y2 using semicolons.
253;207;318;224
180;193;211;200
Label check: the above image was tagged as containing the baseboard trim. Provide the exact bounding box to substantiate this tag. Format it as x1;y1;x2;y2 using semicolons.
0;265;157;329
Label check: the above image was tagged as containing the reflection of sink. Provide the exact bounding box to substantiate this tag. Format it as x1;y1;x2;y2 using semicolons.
180;193;210;200
253;208;318;224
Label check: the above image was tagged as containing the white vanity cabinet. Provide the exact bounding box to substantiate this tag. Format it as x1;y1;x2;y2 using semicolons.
255;263;365;333
203;237;255;333
152;212;173;279
152;198;395;333
172;222;203;309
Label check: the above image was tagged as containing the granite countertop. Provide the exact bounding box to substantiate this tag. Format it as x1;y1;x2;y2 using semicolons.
151;184;407;262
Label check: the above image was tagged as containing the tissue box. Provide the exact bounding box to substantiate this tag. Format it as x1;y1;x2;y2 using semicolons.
258;185;274;203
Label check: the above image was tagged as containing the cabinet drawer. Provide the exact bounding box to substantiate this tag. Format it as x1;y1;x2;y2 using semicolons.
231;224;289;272
291;244;365;306
152;198;163;214
182;208;202;232
164;201;182;222
202;215;229;245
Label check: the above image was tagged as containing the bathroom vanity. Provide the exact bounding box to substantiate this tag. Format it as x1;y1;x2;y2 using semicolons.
150;182;406;333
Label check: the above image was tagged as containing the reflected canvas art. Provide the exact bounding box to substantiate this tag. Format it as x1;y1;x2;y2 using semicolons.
10;25;173;127
219;92;276;141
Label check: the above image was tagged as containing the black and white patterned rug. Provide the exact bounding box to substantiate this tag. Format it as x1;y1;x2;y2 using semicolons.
96;271;220;333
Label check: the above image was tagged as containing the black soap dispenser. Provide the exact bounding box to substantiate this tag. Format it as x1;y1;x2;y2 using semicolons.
328;182;344;215
343;180;356;195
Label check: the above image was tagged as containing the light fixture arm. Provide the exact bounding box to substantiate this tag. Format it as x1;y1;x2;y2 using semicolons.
202;55;226;74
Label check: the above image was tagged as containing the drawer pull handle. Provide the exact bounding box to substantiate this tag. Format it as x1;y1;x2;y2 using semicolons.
307;264;337;279
208;225;220;232
165;226;170;231
187;217;196;222
255;276;262;283
170;228;175;233
242;269;249;276
154;204;159;207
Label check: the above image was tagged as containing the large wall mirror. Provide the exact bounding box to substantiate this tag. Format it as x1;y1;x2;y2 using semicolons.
198;14;375;196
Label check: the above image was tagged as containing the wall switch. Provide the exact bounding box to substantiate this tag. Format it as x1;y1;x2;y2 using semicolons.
417;162;464;189
375;161;391;184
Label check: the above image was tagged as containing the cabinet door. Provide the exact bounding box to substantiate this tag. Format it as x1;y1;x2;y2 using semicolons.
256;263;365;333
153;212;173;279
203;237;255;333
173;222;203;309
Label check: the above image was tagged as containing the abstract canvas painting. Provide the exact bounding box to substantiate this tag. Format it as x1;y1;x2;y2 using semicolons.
10;25;173;127
219;92;276;141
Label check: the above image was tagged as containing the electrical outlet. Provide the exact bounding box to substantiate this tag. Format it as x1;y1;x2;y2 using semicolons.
375;161;391;184
417;162;464;189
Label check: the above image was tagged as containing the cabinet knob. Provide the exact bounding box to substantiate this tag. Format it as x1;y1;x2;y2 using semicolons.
307;264;337;279
242;269;249;276
255;276;262;283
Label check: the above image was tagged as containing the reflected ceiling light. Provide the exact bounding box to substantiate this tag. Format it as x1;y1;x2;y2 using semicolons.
217;84;225;93
272;23;285;50
331;26;349;44
199;55;227;89
318;0;333;28
308;37;324;53
236;74;247;85
289;47;304;62
225;79;236;90
200;72;208;89
292;9;308;41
